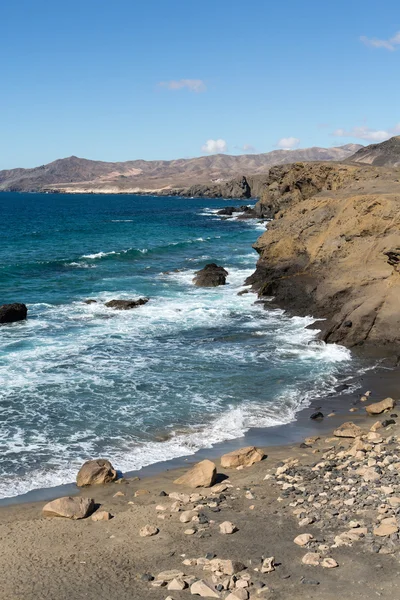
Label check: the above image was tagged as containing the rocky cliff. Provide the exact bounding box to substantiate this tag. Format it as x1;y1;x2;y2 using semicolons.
246;160;400;354
348;136;400;167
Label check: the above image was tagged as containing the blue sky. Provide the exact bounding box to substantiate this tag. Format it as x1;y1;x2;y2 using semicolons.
1;0;399;168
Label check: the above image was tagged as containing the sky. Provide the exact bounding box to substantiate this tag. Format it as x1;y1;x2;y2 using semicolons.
1;0;399;168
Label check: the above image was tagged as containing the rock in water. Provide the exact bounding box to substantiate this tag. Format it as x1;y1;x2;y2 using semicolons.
104;298;149;310
365;398;395;415
333;422;363;438
192;264;228;287
76;459;117;487
220;446;265;468
0;303;27;324
174;459;217;488
42;496;94;519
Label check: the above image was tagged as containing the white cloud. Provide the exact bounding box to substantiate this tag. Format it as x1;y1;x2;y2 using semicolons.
242;144;256;152
276;137;300;150
158;79;206;92
360;31;400;51
332;125;400;142
201;139;228;154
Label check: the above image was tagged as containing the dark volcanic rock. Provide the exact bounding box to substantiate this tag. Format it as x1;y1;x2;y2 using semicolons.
105;298;149;310
310;411;324;420
0;303;27;324
193;264;228;287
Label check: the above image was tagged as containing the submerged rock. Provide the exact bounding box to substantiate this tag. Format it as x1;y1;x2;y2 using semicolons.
0;303;27;324
193;264;228;287
76;458;117;487
42;496;94;519
105;298;149;310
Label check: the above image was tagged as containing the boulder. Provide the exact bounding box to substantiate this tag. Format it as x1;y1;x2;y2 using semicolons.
365;397;395;415
333;422;363;438
193;264;228;287
174;460;217;488
42;496;94;519
76;459;117;487
220;446;265;468
105;298;149;310
190;579;219;598
0;303;27;324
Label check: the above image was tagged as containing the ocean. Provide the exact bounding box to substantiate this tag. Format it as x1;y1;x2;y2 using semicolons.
0;192;354;500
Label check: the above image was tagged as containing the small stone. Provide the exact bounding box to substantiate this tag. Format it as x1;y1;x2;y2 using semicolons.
91;510;112;521
294;533;313;546
302;552;321;566
139;525;159;537
226;590;248;600
140;573;154;581
321;558;338;568
185;528;197;535
135;489;150;497
260;557;275;573
219;521;237;534
190;579;220;597
168;578;187;591
113;491;125;497
157;570;185;582
180;510;198;523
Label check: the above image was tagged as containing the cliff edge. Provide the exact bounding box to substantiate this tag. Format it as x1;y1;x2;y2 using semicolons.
246;160;400;354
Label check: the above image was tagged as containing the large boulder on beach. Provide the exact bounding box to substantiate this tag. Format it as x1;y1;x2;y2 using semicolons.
76;458;117;487
365;397;395;415
220;446;265;468
174;459;217;488
104;298;149;310
334;422;363;438
193;264;228;287
0;303;27;324
42;496;94;519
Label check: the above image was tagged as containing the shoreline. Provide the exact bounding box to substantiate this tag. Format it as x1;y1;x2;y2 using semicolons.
1;358;397;509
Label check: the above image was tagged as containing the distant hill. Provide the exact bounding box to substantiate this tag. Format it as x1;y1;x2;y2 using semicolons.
0;144;362;194
348;136;400;167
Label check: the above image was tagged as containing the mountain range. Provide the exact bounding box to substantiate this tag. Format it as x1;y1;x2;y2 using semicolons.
0;144;362;194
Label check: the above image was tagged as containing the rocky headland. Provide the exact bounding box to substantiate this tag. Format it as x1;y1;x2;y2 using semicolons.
244;140;400;355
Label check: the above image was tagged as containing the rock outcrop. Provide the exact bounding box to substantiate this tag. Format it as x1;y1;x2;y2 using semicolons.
174;459;217;488
246;157;400;353
76;459;118;487
105;298;149;310
193;264;228;287
42;496;94;519
0;303;27;324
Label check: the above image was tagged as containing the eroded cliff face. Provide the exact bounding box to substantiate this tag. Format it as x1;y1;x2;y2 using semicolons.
247;162;400;353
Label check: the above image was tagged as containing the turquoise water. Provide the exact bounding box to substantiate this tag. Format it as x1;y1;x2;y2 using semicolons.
0;193;353;499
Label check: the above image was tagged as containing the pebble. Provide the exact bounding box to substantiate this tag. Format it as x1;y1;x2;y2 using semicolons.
139;525;159;537
219;521;237;534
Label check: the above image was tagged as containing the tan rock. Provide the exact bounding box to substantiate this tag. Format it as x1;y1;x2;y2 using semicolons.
76;459;117;487
174;460;217;488
370;421;383;432
210;483;229;494
302;552;320;566
184;528;197;535
134;489;150;497
168;578;187;591
366;432;383;443
226;590;248;600
91;510;112;521
334;422;363;438
294;533;313;546
321;558;338;568
139;524;159;537
362;468;381;483
373;518;399;537
219;521;237;534
366;397;395;415
220;446;265;468
190;579;220;597
260;557;275;573
208;559;245;576
42;496;94;519
113;491;125;497
180;510;198;523
388;497;400;507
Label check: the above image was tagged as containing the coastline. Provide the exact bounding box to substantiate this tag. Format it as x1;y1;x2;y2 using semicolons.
0;358;396;508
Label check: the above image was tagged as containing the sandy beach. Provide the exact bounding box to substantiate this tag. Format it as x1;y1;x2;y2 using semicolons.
1;367;400;600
